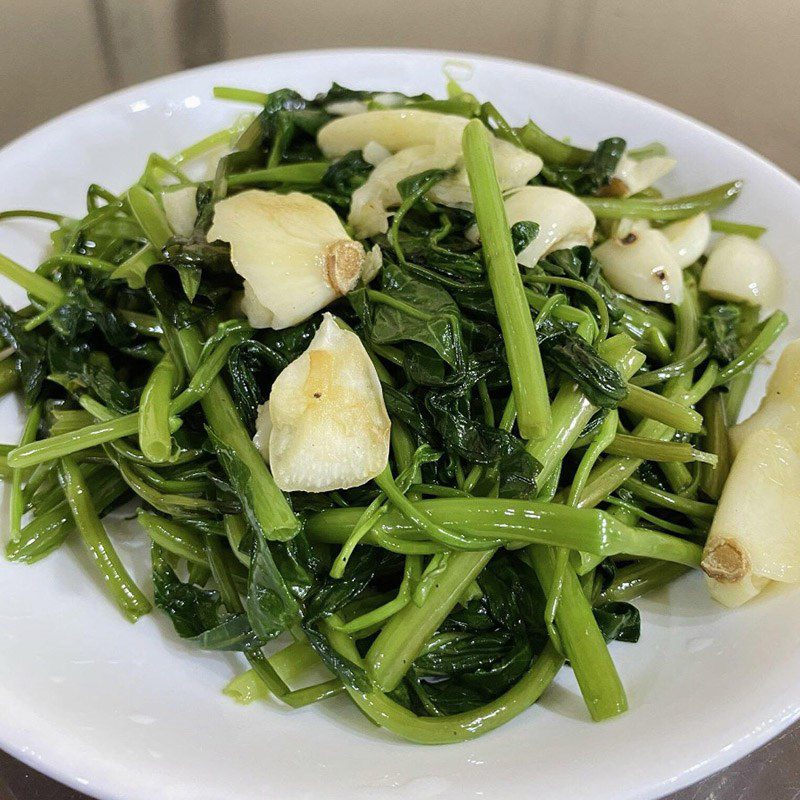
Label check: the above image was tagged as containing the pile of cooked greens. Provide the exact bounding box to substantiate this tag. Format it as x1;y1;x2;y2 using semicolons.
0;77;787;742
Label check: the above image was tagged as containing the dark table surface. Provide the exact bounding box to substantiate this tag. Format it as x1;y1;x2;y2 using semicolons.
1;1;799;798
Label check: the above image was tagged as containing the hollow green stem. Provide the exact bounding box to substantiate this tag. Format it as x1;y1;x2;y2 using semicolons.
8;403;42;542
528;545;627;720
599;560;689;603
365;550;494;691
58;456;151;621
619;383;703;433
606;433;717;465
226;162;330;187
463;119;550;440
699;392;731;500
0;253;65;305
213;86;269;105
308;499;703;566
710;219;766;239
581;180;743;220
137;511;207;565
331;618;564;743
621;477;716;520
127;184;172;249
713;310;788;387
630;340;710;387
139;353;177;463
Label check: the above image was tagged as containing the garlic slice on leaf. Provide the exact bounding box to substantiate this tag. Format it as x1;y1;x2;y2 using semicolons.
661;213;711;268
610;154;677;197
730;339;800;455
702;428;800;607
161;185;198;237
700;234;780;307
594;222;684;304
262;313;391;492
207;189;371;329
481;186;595;268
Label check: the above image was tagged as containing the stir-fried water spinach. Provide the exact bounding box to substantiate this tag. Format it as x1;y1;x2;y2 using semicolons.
0;78;786;742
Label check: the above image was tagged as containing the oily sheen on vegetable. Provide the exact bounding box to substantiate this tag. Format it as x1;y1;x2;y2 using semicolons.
0;77;792;743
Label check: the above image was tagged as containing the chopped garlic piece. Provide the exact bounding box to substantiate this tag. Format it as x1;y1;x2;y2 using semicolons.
702;428;800;607
700;234;780;307
661;213;711;268
262;313;391;492
730;339;800;454
481;186;595;268
594;222;684;304
324;99;369;117
207;190;373;329
362;140;392;166
609;154;677;197
161;185;198;237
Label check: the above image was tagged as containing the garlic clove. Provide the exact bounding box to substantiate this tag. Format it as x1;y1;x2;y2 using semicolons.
429;139;542;210
700;234;781;307
317;109;468;158
594;222;684;304
349;145;454;238
481;186;595;267
208;189;372;329
702;428;800;607
161;185;198;237
730;339;800;454
322;111;541;238
609;154;677;197
661;213;711;268
263;313;391;492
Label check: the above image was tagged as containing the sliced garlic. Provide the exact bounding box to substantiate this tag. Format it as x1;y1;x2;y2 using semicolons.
594;222;684;304
609;154;677;197
318;109;468;158
478;186;596;268
349;144;455;238
320;110;542;238
263;313;391;492
702;428;800;607
700;234;780;307
429;139;544;211
661;213;711;269
207;190;372;329
730;339;800;454
161;185;198;237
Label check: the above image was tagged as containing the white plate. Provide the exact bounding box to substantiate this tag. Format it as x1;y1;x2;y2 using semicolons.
1;48;799;800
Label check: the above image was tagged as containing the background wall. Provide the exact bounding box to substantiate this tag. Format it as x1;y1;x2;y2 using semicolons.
0;0;797;174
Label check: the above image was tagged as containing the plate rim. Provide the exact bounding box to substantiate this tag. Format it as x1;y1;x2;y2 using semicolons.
1;45;799;800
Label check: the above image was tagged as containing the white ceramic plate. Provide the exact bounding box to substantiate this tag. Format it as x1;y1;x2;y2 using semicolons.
1;48;800;800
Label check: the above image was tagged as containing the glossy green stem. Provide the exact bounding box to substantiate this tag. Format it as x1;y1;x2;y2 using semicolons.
138;353;176;463
581;180;742;220
619;383;703;433
463;119;550;440
528;545;627;720
58;456;151;621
